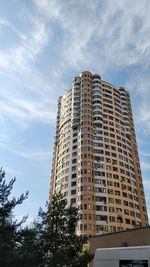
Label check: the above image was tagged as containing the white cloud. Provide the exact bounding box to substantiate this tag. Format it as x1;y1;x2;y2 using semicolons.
142;152;150;157
141;161;150;171
126;74;150;134
15;18;49;69
4;166;24;176
0;14;59;126
33;0;150;71
0;131;51;162
16;149;50;161
31;0;150;135
0;0;150;133
0;17;21;35
143;179;150;189
139;107;150;133
0;91;56;126
0;16;49;71
1;0;150;129
33;0;64;20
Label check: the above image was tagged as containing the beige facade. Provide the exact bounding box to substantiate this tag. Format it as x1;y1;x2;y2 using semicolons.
50;71;148;236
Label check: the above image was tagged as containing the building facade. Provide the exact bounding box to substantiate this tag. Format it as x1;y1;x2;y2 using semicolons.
89;226;150;267
89;226;150;256
50;71;148;236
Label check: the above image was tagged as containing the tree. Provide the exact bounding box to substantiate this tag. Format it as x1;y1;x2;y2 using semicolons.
0;168;29;267
16;226;42;267
36;192;93;267
0;168;93;266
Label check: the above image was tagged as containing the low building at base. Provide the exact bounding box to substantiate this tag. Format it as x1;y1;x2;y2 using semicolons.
89;226;150;267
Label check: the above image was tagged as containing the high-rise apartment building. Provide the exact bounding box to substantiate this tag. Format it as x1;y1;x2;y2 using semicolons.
50;71;148;236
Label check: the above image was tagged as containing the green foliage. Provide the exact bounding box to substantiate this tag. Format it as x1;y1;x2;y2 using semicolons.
16;226;42;267
35;192;93;267
0;168;93;267
0;168;29;266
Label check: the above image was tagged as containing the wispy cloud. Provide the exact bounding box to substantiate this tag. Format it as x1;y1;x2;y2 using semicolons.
0;138;50;162
0;16;49;70
0;89;56;127
143;179;150;190
141;161;150;171
0;17;21;35
4;166;24;176
16;149;50;161
1;0;150;129
0;13;58;126
31;0;150;136
33;0;150;71
141;152;150;157
14;18;49;69
126;73;150;134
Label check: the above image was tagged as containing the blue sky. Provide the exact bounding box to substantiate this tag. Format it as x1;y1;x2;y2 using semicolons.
0;0;150;223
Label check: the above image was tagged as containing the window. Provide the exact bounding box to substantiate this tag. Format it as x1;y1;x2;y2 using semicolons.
109;198;114;203
71;181;76;186
113;174;119;179
120;260;148;267
109;216;115;222
71;198;76;204
84;224;87;230
107;181;113;186
95;196;106;203
72;166;76;171
115;190;121;196
95;187;106;193
108;189;113;194
115;199;121;204
112;153;117;157
107;173;112;178
123;200;128;206
96;215;108;221
71;189;76;195
109;207;115;212
96;205;107;211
